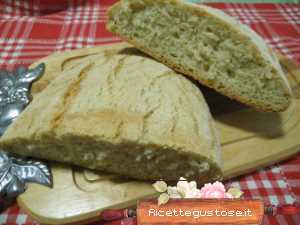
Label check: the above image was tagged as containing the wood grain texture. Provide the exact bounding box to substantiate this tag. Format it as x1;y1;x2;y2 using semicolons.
17;45;300;225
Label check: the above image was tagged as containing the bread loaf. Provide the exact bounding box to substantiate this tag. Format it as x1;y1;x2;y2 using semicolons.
107;0;291;112
0;47;222;183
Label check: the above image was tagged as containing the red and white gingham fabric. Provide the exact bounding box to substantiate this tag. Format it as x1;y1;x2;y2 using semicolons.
0;0;299;224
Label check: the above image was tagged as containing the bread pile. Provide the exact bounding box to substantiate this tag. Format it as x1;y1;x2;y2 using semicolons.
0;0;291;183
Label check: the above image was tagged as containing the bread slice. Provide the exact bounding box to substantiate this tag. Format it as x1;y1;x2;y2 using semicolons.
107;0;291;112
0;47;222;183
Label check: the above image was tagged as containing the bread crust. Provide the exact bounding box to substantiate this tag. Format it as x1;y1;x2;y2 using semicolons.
30;43;131;96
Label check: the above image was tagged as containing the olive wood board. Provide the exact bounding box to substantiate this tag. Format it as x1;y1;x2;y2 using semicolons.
14;44;300;225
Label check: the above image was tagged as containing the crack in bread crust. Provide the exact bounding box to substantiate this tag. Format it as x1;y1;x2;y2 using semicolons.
51;63;94;129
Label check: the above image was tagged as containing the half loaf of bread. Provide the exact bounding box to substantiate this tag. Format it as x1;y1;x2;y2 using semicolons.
107;0;291;112
0;47;222;182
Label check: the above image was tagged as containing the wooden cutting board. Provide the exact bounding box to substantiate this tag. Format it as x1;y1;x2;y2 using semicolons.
16;44;300;225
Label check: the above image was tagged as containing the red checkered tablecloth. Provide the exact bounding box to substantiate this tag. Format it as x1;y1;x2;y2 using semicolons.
0;1;299;225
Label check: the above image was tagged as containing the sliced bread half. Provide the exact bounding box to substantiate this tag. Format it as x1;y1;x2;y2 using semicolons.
0;47;222;183
107;0;291;112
